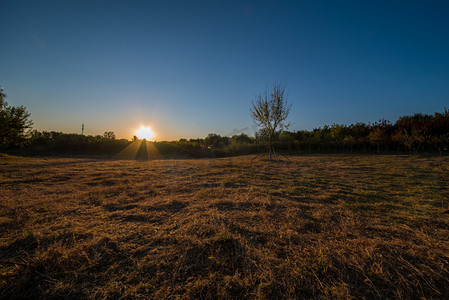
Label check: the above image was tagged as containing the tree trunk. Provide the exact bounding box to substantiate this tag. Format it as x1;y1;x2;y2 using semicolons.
268;135;272;160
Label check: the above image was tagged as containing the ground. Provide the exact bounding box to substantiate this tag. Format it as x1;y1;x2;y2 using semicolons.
0;154;448;299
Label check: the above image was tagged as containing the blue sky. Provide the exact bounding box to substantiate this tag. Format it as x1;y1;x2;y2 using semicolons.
1;0;449;140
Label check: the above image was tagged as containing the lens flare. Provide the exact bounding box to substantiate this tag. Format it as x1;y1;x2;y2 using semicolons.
136;126;154;140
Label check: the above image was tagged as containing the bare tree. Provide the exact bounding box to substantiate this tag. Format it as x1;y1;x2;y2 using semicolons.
250;82;291;160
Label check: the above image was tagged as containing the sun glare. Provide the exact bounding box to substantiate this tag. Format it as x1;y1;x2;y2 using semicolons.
136;126;154;141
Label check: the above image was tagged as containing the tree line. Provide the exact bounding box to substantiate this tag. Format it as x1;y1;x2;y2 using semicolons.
169;109;449;156
279;110;449;154
4;112;449;157
1;85;448;157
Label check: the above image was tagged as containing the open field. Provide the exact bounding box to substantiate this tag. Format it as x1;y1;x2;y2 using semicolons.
1;154;448;299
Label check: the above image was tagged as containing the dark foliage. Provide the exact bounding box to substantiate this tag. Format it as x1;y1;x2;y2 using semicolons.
24;131;129;156
7;108;449;158
2;80;448;158
286;109;449;154
0;86;33;149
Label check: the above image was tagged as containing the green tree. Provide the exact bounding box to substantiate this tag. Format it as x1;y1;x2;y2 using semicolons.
205;133;229;149
279;131;295;150
231;133;253;144
369;128;387;153
0;86;33;148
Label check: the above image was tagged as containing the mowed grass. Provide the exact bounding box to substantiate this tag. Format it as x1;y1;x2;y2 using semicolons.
0;154;448;299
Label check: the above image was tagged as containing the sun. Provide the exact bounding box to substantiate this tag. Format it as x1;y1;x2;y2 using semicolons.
136;126;154;141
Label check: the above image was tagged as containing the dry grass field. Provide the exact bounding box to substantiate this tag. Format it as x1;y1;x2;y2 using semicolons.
1;154;448;299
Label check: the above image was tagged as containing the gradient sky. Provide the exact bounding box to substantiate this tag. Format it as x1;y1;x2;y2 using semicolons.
1;0;449;140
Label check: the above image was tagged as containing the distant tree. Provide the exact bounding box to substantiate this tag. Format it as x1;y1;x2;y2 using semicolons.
431;133;449;155
189;138;204;148
231;133;253;144
0;87;6;105
369;128;387;153
254;128;271;142
330;124;346;151
0;86;33;148
279;131;295;150
205;133;229;149
250;82;291;159
393;128;427;154
343;135;356;152
103;131;116;140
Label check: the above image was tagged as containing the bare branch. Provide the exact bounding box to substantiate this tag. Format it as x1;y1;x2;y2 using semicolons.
250;82;291;159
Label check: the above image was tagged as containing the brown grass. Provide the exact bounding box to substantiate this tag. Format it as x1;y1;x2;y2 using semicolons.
0;154;448;299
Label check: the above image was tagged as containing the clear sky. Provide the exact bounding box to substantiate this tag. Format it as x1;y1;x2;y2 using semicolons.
1;0;449;141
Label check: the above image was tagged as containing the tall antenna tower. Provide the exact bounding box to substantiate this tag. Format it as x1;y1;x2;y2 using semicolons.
82;123;84;135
